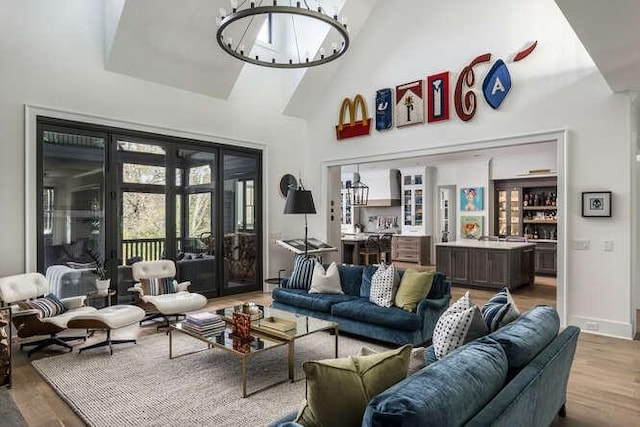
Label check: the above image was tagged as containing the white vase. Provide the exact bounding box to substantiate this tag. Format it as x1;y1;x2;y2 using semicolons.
95;279;111;294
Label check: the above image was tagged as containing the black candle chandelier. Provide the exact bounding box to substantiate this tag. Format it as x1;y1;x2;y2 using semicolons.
216;0;350;69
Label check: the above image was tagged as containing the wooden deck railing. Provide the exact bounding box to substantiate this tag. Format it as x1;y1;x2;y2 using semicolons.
122;238;165;263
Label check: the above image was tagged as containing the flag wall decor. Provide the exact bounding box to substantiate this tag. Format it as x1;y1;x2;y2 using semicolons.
375;88;393;131
396;80;424;127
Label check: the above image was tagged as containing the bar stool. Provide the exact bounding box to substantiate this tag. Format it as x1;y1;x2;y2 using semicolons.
359;235;381;265
378;234;393;263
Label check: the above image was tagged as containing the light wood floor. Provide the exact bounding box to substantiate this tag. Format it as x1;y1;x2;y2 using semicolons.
7;279;640;426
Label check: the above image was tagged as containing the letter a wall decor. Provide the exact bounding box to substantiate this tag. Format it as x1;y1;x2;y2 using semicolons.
427;72;450;123
335;94;371;140
395;80;424;127
375;88;393;131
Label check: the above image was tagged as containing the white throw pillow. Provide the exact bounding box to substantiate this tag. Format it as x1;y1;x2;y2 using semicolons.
432;291;488;360
369;263;400;307
309;262;343;294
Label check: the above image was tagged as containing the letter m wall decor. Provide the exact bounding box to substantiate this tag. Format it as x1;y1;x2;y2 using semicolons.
396;80;424;127
427;72;450;123
335;94;371;140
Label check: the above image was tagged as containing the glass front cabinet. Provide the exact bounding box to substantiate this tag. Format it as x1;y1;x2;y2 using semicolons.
494;177;558;276
400;167;432;235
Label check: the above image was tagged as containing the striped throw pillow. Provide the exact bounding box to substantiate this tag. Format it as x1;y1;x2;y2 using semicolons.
140;277;175;295
287;255;318;289
19;293;67;318
481;287;520;332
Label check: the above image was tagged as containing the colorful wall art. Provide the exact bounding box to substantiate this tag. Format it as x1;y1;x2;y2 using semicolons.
460;216;484;239
460;187;484;211
395;80;424;127
335;94;371;140
427;72;450;122
375;88;393;130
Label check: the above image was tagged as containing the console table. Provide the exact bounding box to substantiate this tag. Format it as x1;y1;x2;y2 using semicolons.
435;240;535;290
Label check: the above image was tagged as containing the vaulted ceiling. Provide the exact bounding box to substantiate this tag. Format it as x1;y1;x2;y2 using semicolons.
104;0;638;121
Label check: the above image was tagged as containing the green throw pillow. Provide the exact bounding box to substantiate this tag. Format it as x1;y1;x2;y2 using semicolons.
295;344;412;427
394;269;435;312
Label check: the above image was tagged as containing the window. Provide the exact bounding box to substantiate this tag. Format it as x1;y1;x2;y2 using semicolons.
43;187;54;235
257;13;273;45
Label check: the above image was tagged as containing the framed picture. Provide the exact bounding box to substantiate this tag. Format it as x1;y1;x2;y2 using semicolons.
582;191;612;217
460;216;484;239
375;88;393;131
460;187;484;211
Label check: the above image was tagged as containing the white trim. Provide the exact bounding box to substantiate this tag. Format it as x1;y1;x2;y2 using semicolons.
570;315;634;340
24;105;269;286
321;129;568;328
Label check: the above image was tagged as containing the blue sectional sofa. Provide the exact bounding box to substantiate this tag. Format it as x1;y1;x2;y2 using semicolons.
271;264;451;346
271;305;580;427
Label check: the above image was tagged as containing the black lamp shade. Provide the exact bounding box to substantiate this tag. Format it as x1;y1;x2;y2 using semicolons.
284;188;316;214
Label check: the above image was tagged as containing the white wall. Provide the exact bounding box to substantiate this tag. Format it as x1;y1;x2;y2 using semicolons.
303;0;634;338
436;160;490;238
0;0;306;279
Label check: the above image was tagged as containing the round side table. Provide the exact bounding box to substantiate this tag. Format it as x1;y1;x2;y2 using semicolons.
86;290;116;308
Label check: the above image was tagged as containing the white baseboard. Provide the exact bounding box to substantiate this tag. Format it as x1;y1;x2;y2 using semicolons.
569;315;634;340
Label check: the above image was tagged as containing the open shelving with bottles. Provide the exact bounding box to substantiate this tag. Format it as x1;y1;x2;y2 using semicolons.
522;183;558;241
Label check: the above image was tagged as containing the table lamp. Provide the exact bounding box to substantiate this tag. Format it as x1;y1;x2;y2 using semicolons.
283;183;316;257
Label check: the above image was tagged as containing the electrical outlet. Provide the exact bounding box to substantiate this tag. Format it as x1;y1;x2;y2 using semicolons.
572;239;590;250
269;232;282;246
584;322;599;331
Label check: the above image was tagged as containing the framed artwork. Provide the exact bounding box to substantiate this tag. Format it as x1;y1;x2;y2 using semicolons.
335;94;371;140
460;187;484;211
427;72;450;122
375;88;393;130
460;216;484;239
395;80;424;127
582;191;612;217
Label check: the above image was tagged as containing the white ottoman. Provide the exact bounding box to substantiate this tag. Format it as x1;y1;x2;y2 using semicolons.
139;292;208;328
68;305;145;355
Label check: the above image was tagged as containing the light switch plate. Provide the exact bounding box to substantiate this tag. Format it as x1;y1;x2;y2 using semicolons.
572;239;590;250
604;240;614;252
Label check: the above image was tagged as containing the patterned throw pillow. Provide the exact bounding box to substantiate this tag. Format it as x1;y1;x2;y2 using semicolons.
369;263;400;307
287;255;317;290
481;287;520;332
432;291;488;360
309;262;343;294
18;293;67;318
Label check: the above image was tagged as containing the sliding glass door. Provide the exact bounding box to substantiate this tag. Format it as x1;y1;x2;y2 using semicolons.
37;125;108;299
221;151;261;295
36;117;262;301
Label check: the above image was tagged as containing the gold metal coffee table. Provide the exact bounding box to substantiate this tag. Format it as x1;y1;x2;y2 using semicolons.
169;323;288;397
216;305;339;383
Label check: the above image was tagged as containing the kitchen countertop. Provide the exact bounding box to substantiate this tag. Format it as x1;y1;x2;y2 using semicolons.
435;240;536;249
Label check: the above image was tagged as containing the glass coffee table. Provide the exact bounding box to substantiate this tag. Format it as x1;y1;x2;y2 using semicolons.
169;323;289;397
216;305;339;382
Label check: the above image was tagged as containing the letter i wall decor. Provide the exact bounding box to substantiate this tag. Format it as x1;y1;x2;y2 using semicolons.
395;80;424;127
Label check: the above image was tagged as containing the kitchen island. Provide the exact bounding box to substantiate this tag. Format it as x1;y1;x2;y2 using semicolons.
435;240;535;290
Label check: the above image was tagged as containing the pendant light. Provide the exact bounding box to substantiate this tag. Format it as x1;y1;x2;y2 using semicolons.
348;166;368;206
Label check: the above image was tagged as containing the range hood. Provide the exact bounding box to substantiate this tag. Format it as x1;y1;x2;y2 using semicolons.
358;169;401;207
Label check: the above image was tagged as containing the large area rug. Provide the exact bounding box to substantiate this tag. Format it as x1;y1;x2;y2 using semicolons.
32;331;387;426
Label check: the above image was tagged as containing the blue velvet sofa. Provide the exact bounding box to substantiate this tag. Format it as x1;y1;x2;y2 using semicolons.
271;305;580;427
271;265;451;346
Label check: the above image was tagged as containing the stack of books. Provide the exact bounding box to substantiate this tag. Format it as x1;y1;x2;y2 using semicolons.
182;312;226;336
